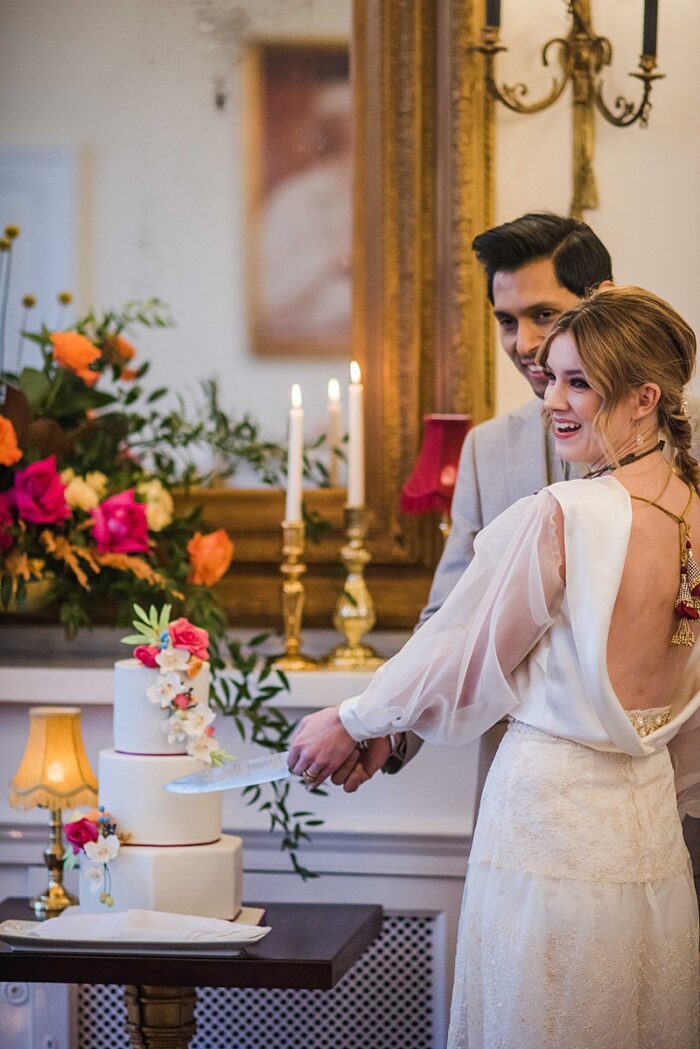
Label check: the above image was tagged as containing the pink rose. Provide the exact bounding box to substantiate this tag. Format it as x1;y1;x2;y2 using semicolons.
172;693;191;710
134;644;160;668
168;617;209;660
0;492;14;551
65;817;99;855
12;455;70;525
90;489;149;554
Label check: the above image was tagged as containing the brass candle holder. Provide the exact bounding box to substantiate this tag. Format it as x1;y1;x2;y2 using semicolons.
325;506;384;670
272;520;318;672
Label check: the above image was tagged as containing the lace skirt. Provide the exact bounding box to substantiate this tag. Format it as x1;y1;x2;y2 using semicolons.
448;721;699;1049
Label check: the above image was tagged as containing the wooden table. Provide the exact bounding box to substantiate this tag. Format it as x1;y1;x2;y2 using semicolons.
0;897;383;1047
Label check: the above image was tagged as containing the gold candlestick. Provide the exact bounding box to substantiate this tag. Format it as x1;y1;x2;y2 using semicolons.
272;520;318;672
325;506;384;670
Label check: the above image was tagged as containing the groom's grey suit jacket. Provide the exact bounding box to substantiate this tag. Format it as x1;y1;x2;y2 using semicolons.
397;393;700;770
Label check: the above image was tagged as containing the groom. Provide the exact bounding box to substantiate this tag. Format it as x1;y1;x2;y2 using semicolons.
335;211;700;791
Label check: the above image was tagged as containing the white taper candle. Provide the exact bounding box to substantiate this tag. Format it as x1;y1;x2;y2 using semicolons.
327;377;342;486
347;360;365;507
285;384;304;522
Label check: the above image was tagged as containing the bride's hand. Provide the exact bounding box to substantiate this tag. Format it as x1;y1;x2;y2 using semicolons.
288;707;358;786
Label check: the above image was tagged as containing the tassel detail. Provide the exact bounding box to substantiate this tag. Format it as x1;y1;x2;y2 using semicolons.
672;616;696;647
686;543;700;597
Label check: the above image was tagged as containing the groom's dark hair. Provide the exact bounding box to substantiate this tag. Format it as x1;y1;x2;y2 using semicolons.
472;212;613;303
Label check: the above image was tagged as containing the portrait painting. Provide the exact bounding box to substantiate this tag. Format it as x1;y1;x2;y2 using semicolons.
246;40;352;357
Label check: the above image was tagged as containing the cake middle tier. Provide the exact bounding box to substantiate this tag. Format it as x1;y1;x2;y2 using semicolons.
98;749;222;845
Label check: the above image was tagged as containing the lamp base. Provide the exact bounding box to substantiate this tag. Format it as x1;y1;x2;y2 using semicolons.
31;883;78;920
271;651;319;672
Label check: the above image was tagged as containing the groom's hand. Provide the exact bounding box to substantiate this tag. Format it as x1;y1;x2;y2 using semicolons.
331;737;392;793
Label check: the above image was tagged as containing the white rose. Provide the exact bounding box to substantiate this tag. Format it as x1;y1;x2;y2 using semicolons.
137;479;174;532
164;714;188;744
64;475;100;511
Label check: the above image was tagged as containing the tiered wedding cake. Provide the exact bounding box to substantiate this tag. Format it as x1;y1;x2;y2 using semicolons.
70;608;242;918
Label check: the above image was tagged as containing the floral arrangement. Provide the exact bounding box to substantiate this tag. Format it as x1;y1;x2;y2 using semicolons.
63;806;126;908
0;224;329;880
122;603;230;764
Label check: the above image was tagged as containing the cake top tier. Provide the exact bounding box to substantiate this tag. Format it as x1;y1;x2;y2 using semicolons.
117;604;226;764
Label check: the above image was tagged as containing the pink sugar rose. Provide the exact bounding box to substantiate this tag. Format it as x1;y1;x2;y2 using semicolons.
65;817;99;855
168;617;209;660
172;693;191;710
0;492;14;551
13;455;70;525
90;489;149;554
134;644;161;668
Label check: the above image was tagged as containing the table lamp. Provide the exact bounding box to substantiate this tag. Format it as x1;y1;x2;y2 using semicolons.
400;414;472;539
9;705;98;918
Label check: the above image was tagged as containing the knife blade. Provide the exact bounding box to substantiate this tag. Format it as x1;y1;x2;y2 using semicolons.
164;750;292;794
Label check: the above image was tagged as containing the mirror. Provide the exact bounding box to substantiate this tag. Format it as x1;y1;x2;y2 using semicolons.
1;0;493;629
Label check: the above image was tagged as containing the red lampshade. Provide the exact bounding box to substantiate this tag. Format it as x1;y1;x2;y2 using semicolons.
400;414;472;515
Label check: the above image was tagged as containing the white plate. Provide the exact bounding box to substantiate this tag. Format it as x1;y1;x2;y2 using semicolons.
0;909;270;958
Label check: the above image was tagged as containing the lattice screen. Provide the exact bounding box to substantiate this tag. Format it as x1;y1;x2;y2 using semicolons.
78;915;436;1049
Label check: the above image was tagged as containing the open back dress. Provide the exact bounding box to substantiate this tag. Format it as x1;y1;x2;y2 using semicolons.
339;476;700;1049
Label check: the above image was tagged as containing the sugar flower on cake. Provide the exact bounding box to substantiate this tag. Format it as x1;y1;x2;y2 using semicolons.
63;806;125;908
122;603;231;766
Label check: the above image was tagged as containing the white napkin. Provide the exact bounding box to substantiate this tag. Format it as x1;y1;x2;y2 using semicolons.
27;908;270;944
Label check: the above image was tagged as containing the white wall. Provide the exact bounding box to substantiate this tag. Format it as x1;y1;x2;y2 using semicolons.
494;0;700;414
0;0;351;454
2;1;698;429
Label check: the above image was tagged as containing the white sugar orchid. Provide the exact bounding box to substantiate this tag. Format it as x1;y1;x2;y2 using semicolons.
84;834;120;865
146;671;183;708
181;704;216;738
84;863;105;893
189;734;219;763
163;714;188;744
156;646;191;674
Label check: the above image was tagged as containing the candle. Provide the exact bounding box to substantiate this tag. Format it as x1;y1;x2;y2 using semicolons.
642;0;658;56
485;0;501;29
285;384;304;523
347;360;365;507
327;378;342;486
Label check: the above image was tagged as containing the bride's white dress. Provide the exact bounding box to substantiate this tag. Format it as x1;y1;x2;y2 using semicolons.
339;477;700;1049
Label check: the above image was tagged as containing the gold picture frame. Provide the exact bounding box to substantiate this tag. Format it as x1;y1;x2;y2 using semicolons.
183;0;493;631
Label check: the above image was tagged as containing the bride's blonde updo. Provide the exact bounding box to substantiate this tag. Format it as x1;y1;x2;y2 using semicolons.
537;285;699;488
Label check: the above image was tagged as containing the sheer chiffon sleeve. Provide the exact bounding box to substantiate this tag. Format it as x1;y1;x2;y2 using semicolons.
339;489;565;746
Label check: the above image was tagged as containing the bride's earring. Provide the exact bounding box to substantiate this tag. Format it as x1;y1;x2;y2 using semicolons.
635;420;644;447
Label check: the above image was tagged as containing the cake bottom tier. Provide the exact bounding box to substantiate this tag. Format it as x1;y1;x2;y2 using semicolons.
78;834;243;919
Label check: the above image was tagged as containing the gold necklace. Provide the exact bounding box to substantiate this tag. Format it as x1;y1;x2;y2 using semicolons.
630;477;698;647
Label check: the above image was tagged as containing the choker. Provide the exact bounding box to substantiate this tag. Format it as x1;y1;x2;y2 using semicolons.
582;440;665;480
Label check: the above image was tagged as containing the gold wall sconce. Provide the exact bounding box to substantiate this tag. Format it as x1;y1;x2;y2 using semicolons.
475;0;664;217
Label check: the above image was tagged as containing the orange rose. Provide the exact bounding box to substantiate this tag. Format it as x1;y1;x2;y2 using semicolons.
50;331;101;386
187;529;234;586
115;334;136;361
120;368;138;382
0;417;22;466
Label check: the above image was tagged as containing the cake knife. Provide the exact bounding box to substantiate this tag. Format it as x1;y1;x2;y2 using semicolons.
164;751;293;794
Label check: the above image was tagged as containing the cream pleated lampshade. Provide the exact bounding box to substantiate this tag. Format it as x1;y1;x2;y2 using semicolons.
8;706;98;811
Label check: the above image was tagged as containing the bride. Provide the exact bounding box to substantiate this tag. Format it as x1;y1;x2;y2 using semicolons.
289;285;700;1048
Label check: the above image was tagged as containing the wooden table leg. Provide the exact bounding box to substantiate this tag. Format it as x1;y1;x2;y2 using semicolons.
124;985;196;1048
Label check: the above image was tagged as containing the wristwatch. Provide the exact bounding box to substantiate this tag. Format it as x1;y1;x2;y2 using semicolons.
381;732;408;775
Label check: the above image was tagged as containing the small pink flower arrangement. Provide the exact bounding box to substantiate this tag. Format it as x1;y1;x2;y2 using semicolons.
121;604;229;766
63;806;125;908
